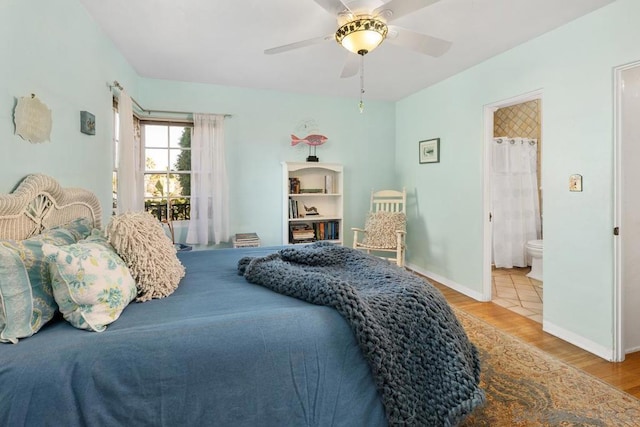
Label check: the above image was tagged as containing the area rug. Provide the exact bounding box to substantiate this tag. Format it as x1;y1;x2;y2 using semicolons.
455;309;640;426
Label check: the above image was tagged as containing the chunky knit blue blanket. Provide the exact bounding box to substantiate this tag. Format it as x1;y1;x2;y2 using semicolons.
238;242;485;426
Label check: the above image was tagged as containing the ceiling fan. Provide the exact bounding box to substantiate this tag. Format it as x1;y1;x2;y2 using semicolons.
264;0;452;79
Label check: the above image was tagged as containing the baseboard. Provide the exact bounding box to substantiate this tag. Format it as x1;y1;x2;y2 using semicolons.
406;263;489;302
625;345;640;355
407;264;616;361
543;320;615;361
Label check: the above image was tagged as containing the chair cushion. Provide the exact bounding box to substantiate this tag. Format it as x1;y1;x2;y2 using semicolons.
362;211;406;249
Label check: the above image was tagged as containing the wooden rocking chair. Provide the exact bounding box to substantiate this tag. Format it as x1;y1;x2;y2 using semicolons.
352;189;406;267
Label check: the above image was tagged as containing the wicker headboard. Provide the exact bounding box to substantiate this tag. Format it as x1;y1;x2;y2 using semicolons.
0;174;102;240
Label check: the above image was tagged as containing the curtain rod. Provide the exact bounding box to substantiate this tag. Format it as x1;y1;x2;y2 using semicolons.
109;80;232;118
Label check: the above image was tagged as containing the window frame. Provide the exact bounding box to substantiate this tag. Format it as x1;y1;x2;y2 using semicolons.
140;119;193;223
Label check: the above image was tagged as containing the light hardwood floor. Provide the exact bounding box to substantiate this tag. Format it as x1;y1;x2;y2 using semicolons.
429;279;640;399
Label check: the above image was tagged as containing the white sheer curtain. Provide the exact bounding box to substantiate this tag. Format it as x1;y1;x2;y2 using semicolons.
186;114;229;245
117;90;143;213
492;137;541;268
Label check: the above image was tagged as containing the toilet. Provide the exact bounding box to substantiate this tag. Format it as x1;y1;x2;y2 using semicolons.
525;239;543;281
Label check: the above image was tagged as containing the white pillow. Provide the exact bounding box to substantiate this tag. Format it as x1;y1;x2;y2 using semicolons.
106;212;185;302
42;232;137;332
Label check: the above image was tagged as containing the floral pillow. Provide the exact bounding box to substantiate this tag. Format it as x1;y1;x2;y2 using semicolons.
0;226;79;343
362;211;406;249
42;231;137;332
62;217;94;241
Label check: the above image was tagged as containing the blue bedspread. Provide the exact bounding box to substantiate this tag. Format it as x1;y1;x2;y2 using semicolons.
0;247;386;427
239;243;484;426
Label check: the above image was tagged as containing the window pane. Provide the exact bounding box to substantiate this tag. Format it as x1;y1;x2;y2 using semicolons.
173;148;191;174
112;171;118;212
170;197;190;221
166;173;186;196
144;173;191;198
113;111;120;168
144;173;169;198
114;140;119;169
143;198;191;222
170;126;190;148
169;149;183;171
173;172;191;196
145;125;168;147
144;198;167;222
145;148;169;171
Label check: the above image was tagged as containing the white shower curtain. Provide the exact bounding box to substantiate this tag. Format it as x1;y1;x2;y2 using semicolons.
186;113;229;246
492;137;541;268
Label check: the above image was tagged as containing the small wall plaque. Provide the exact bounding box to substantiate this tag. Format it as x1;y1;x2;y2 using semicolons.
80;111;96;135
14;94;52;143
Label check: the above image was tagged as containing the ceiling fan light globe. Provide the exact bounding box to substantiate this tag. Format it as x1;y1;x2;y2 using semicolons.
336;18;387;55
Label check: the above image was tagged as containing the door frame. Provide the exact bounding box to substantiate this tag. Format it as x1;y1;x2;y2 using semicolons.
482;89;544;301
612;60;640;362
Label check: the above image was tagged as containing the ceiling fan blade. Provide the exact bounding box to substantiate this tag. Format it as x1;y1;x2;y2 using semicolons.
312;0;352;16
386;26;451;57
264;34;335;55
374;0;440;23
340;54;360;78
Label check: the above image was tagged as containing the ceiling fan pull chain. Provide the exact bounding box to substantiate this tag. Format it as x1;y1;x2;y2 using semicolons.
359;55;365;113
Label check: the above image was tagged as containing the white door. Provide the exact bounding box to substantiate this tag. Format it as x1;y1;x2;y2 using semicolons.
619;64;640;354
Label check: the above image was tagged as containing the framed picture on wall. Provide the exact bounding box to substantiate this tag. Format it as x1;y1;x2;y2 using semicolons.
419;138;440;164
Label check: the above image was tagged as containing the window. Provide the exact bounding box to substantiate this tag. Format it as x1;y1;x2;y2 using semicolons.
112;98;193;221
142;122;192;222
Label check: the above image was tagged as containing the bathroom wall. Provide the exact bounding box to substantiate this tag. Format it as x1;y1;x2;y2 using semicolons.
494;100;543;221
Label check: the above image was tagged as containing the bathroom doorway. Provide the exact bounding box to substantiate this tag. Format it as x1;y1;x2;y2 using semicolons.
482;90;543;323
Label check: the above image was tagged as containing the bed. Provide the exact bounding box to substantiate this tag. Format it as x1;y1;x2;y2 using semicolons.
0;174;484;426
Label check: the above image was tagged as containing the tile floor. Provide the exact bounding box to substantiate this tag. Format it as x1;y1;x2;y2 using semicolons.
492;266;543;323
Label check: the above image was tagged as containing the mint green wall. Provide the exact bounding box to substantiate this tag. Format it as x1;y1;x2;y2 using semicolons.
138;80;396;247
0;0;138;220
396;0;640;353
6;0;634;355
0;1;396;245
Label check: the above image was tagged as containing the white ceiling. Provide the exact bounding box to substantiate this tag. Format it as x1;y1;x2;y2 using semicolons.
79;0;615;102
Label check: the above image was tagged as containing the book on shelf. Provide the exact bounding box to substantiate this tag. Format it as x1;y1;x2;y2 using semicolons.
312;220;340;241
299;188;324;193
289;199;324;219
289;177;301;194
291;238;315;244
289;198;304;218
324;175;333;194
289;223;316;242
